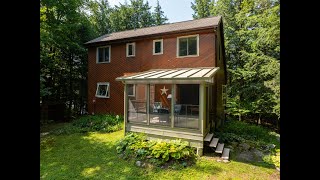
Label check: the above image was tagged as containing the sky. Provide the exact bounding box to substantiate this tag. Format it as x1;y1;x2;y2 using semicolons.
108;0;194;23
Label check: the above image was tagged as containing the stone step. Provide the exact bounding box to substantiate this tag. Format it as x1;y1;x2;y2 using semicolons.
221;148;230;160
215;143;224;153
209;138;219;148
204;133;214;142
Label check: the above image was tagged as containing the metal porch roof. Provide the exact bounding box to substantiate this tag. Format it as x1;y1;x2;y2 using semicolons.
115;67;220;84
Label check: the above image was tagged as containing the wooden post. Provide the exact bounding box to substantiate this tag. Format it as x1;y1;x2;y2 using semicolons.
199;83;205;136
147;84;150;126
197;147;203;156
171;84;175;128
123;83;128;136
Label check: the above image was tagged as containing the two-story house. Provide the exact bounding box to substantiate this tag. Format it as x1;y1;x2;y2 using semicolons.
85;16;226;155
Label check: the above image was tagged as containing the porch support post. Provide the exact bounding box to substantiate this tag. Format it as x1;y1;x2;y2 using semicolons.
199;83;205;136
123;83;128;136
147;84;150;125
171;84;175;128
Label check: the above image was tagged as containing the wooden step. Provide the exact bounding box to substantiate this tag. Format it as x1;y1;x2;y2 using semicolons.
215;143;224;153
221;148;230;160
209;138;219;148
204;133;214;142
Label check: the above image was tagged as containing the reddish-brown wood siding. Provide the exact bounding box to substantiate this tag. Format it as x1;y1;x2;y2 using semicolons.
87;30;216;115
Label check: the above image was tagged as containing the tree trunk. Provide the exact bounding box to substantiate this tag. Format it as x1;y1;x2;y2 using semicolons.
68;53;73;119
238;114;241;121
257;113;261;125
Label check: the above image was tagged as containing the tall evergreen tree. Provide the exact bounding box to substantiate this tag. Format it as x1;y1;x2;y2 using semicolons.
88;0;112;36
208;0;280;123
191;0;212;19
130;0;155;28
40;0;95;119
109;1;134;32
108;0;158;32
153;0;168;25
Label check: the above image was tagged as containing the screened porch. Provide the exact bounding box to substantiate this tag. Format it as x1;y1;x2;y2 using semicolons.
116;67;219;136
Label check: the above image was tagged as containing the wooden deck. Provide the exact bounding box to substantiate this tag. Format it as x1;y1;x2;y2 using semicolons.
126;123;204;148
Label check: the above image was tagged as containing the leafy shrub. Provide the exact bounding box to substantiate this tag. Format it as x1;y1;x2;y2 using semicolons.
263;149;280;168
116;132;147;154
72;114;123;132
215;132;246;143
50;114;123;135
217;120;279;148
116;133;197;167
150;139;195;163
217;120;280;168
221;120;275;142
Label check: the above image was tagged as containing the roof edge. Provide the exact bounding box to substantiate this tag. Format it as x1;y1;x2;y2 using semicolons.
84;16;221;46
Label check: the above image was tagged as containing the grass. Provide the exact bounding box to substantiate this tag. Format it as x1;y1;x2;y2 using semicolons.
41;125;279;179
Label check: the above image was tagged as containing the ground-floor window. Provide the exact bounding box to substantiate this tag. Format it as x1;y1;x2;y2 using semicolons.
95;82;110;98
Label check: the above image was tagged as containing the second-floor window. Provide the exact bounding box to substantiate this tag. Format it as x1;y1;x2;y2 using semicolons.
153;39;163;55
177;34;199;57
126;42;135;57
96;46;111;63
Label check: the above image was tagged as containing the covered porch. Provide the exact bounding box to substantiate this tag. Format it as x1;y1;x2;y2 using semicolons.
116;67;219;155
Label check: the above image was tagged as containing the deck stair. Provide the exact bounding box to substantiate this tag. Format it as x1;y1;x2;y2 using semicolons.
209;138;219;148
215;143;224;153
204;133;230;161
204;133;213;142
221;148;230;160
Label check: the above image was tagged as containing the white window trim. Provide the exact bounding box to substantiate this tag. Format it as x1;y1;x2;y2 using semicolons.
126;42;136;57
128;84;135;97
176;34;199;58
95;82;110;98
96;45;111;64
153;39;163;55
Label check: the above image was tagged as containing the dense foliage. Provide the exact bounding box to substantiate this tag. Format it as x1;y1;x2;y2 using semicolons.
40;0;168;121
40;0;95;118
216;120;279;146
116;133;197;167
215;120;280;168
88;0;168;36
51;114;123;135
191;0;280;126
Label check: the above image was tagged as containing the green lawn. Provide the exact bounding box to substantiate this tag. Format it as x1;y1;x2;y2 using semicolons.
40;127;279;179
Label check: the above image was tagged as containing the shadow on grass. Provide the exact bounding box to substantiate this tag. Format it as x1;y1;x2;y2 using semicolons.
40;131;224;180
41;132;148;179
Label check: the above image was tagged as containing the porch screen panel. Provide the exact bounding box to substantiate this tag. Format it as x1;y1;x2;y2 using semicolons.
128;84;147;123
149;84;172;126
174;84;199;129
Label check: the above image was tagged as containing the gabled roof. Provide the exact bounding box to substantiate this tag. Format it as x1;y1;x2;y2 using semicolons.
116;67;220;84
85;16;221;45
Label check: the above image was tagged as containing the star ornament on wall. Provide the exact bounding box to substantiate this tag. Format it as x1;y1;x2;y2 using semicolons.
160;86;169;95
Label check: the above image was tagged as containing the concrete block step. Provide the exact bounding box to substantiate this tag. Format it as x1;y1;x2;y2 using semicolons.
209;138;219;148
204;133;214;142
221;148;230;160
215;143;224;153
